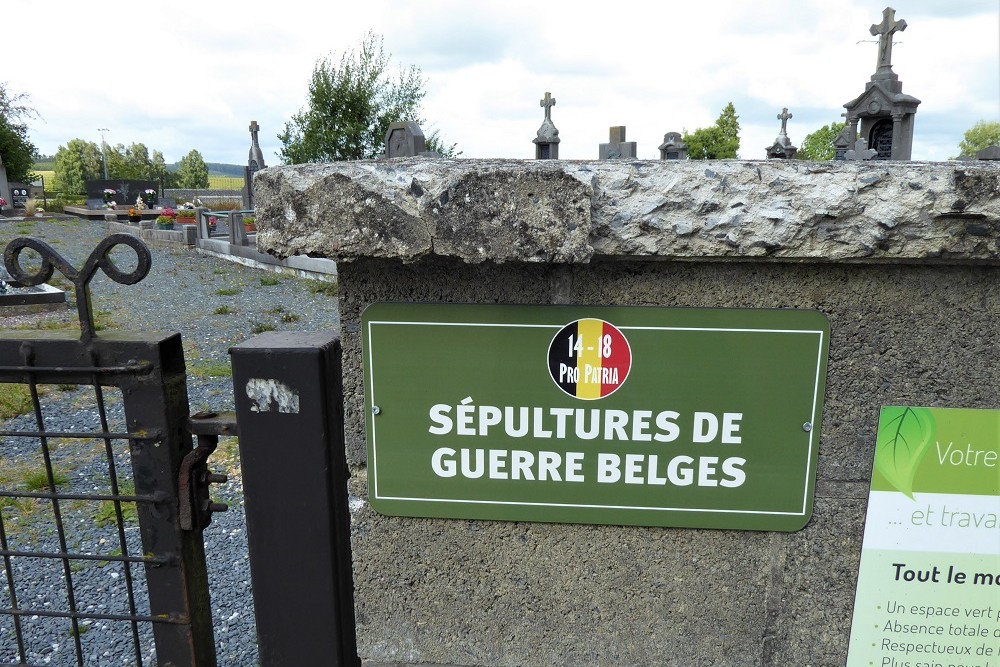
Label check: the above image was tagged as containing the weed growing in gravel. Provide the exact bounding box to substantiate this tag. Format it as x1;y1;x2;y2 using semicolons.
212;268;226;275
216;287;241;296
249;321;276;334
94;482;138;528
0;384;32;419
280;313;300;323
259;275;280;286
306;279;338;297
23;469;69;490
189;361;233;378
213;305;234;315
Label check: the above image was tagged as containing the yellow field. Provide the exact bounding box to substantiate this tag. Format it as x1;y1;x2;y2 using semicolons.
32;172;243;191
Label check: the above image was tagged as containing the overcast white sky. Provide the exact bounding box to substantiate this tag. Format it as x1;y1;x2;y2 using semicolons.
7;0;999;165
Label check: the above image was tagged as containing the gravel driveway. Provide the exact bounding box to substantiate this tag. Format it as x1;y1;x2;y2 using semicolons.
1;214;341;666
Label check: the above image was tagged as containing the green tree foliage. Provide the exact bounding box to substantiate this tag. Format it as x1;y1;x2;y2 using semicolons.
278;31;456;163
0;83;39;183
177;149;209;188
53;139;103;194
683;102;741;159
105;142;156;180
798;122;847;161
955;120;1000;158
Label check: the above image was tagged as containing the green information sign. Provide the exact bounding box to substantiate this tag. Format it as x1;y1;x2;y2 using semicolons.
847;407;1000;666
363;303;830;531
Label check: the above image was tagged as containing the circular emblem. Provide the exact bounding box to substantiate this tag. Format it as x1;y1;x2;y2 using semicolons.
547;319;632;399
867;100;882;114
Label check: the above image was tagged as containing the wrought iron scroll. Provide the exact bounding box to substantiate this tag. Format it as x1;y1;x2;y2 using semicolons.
3;233;151;342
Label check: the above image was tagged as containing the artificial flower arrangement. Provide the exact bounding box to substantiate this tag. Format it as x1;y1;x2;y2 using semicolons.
102;188;116;201
0;196;6;210
135;195;147;210
143;188;157;204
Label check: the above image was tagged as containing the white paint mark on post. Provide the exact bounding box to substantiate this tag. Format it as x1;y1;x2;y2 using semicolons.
245;378;300;414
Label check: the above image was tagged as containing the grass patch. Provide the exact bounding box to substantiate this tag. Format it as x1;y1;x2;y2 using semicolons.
249;321;276;334
23;469;69;490
216;287;240;296
306;279;338;297
259;275;280;286
189;361;233;378
213;305;234;315
280;312;300;323
0;384;33;419
212;268;227;275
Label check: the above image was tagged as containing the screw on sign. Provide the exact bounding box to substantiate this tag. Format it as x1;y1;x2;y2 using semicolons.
547;318;632;399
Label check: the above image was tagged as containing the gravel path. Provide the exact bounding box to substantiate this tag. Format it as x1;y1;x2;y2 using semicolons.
1;215;341;666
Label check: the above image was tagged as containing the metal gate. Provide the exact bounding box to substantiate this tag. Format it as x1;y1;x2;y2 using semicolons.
0;236;221;666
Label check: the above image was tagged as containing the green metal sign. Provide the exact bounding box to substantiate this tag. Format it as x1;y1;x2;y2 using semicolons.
363;303;830;531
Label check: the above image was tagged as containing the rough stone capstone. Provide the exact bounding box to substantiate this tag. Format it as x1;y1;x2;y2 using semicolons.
254;159;1000;265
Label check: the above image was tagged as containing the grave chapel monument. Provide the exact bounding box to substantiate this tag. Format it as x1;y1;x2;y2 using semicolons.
843;6;920;160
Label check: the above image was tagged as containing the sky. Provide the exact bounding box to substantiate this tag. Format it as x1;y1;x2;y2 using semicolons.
7;0;999;166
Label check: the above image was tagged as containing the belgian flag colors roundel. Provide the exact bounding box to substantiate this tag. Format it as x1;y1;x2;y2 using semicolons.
548;319;632;400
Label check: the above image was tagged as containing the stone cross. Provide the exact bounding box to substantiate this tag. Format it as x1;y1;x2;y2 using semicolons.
249;120;260;143
870;7;906;73
599;126;637;160
777;108;792;137
540;92;555;122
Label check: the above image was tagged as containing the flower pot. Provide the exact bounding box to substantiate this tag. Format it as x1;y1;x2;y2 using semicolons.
156;222;174;230
128;215;142;223
176;218;195;226
244;223;257;233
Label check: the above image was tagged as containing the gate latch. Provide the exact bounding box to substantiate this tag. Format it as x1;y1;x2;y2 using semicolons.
180;411;237;531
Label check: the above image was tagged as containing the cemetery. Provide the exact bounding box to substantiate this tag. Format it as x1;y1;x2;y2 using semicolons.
0;5;998;667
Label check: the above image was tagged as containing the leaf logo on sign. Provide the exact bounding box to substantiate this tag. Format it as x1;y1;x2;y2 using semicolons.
874;407;935;499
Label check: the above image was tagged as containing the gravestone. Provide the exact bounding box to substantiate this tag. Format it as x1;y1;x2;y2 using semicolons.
532;92;561;159
384;121;441;158
842;6;920;160
8;184;29;209
845;137;878;161
599;126;637;160
977;146;1000;160
765;108;798;159
86;180;157;205
658;132;687;160
245;120;267;209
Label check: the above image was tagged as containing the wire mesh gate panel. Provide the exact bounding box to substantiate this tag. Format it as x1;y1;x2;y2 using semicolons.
0;236;217;666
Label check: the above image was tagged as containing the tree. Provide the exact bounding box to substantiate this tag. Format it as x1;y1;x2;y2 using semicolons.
53;139;103;194
150;150;168;186
278;31;456;163
798;122;846;161
177;149;209;188
683;102;740;159
105;142;155;180
955;120;1000;158
0;82;39;183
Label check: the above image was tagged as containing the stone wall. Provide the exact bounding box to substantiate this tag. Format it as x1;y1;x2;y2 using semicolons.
255;159;1000;667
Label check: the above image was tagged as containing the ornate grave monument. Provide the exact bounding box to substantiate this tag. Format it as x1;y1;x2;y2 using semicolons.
658;132;688;160
842;7;920;160
245;120;267;209
599;126;637;159
532;92;560;159
765;108;798;159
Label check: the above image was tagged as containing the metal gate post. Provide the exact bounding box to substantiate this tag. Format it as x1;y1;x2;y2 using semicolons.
230;331;359;667
116;332;218;667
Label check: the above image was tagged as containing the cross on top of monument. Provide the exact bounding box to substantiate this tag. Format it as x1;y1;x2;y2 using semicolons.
777;108;792;136
540;92;555;122
870;6;906;73
249;120;260;140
